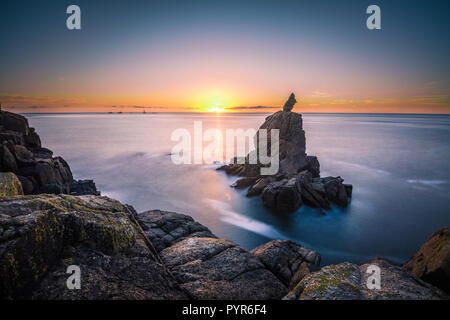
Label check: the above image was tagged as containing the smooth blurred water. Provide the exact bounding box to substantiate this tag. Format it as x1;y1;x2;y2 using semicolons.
25;112;450;265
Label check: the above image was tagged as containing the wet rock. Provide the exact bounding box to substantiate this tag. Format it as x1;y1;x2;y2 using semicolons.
246;177;273;197
336;183;349;207
299;182;330;210
403;228;450;294
343;184;353;197
231;177;257;189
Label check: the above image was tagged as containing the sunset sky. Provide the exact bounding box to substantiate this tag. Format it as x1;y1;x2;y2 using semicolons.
1;0;449;113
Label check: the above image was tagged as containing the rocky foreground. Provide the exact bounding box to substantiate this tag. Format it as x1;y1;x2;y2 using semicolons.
218;93;352;213
0;190;448;299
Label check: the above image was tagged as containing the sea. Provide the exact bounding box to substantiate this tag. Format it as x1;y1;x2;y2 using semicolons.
25;112;450;265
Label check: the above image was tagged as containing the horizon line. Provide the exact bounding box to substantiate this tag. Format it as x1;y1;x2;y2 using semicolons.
11;111;450;116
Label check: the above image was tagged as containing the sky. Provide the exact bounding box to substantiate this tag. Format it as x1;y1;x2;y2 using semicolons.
0;0;449;113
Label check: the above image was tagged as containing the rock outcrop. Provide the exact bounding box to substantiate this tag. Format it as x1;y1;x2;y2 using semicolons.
0;111;99;196
0;194;286;300
284;258;448;300
403;228;450;294
218;93;352;212
0;193;448;300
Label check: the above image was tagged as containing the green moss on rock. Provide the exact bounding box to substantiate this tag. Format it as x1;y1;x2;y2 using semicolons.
0;172;23;197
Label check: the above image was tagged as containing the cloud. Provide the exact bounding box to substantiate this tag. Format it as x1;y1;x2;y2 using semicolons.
310;90;331;98
3;105;49;110
226;106;279;110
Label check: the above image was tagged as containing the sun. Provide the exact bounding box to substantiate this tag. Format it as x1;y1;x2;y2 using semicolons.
207;106;226;113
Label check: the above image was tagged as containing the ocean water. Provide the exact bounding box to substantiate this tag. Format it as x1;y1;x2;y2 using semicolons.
25;112;450;265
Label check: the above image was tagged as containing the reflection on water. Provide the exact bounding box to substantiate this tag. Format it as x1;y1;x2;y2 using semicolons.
26;113;450;265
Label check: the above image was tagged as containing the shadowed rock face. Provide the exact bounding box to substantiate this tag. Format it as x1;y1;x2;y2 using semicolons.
218;93;352;213
0;111;98;196
403;228;450;294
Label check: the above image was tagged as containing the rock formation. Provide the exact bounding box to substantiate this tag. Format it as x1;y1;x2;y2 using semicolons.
403;227;450;294
0;111;98;196
218;93;352;212
0;193;448;300
283;93;297;112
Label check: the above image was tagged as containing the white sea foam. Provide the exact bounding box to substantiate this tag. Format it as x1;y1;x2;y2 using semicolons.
205;199;287;239
331;160;390;175
407;179;448;185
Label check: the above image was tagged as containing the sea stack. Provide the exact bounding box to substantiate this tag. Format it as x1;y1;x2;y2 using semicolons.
218;93;352;213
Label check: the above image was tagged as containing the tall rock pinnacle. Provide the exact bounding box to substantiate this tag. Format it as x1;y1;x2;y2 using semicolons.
282;93;297;112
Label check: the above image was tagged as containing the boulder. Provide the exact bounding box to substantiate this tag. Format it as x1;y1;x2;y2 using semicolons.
403;228;450;293
231;177;257;189
251;240;321;287
0;172;24;197
159;237;287;299
284;258;448;300
246;177;273;197
137;210;216;252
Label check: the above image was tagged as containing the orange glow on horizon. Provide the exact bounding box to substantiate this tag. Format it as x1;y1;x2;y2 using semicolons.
1;92;449;114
